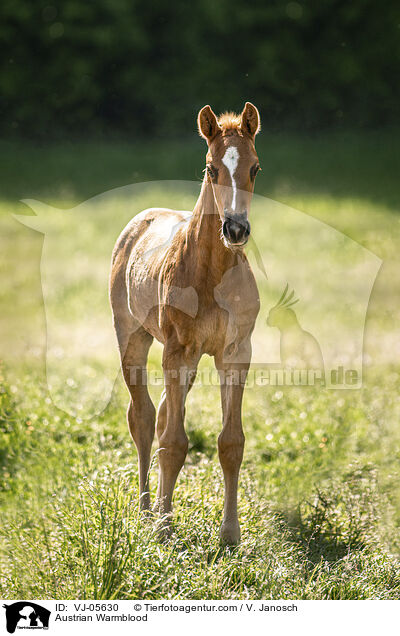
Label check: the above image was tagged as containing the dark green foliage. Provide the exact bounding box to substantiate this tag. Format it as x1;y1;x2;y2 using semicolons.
1;0;399;138
1;133;400;598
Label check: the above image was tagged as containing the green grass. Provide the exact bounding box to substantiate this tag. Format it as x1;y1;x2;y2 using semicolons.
1;130;400;599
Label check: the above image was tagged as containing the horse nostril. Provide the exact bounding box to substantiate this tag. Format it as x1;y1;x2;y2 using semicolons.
222;220;230;239
223;218;250;244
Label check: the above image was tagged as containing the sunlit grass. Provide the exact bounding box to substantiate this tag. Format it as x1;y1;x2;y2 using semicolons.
1;132;400;598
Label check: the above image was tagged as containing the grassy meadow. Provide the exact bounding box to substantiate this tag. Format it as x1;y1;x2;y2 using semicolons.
1;130;400;599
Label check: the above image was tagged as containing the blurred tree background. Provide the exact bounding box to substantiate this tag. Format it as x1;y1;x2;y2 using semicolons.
1;0;399;139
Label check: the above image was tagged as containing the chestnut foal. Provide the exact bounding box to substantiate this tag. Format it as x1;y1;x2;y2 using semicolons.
110;103;261;544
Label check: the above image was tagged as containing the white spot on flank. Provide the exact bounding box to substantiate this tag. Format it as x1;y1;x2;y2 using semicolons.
125;216;190;316
222;146;239;210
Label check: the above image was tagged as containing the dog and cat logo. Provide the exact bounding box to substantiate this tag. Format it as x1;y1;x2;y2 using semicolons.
2;603;50;633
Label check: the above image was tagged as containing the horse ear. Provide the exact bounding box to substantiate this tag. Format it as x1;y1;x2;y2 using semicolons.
240;102;260;137
198;105;220;142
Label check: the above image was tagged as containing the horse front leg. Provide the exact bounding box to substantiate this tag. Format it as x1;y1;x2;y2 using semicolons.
157;341;199;529
215;355;249;546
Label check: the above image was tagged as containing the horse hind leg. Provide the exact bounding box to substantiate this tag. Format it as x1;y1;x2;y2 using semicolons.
154;388;167;509
119;324;156;511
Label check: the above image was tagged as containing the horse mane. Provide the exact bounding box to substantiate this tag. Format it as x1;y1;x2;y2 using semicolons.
217;112;243;135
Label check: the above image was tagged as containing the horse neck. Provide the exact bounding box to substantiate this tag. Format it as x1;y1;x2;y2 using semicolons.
187;178;237;279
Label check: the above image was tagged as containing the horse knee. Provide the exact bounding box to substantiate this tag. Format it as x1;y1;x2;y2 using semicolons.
218;429;245;469
127;400;155;448
159;430;188;469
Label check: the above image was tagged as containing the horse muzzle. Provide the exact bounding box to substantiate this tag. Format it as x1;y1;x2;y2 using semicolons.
222;214;251;246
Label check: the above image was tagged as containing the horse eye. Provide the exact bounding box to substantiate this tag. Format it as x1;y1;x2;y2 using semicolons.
251;163;261;179
207;164;218;181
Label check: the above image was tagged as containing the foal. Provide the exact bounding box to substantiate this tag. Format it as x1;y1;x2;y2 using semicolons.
110;102;261;544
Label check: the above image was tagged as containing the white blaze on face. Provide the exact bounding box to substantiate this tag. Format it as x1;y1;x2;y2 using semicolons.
222;146;239;211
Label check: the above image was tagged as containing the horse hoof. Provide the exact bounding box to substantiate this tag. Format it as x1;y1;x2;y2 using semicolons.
220;522;241;546
155;517;174;543
140;508;154;522
152;498;163;515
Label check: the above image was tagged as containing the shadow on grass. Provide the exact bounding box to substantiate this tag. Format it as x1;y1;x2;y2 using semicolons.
279;508;365;566
277;466;381;567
